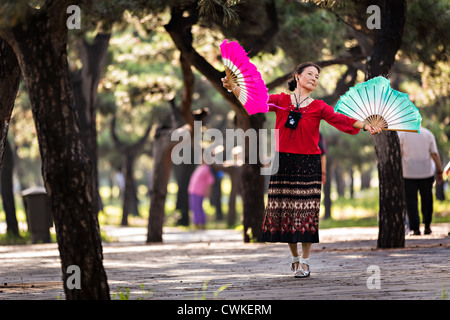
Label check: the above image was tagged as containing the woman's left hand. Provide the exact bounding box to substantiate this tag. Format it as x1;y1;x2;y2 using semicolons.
366;125;383;135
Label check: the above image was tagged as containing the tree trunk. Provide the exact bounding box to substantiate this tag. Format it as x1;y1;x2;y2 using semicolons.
367;0;407;249
349;167;354;199
323;160;332;220
209;167;223;221
1;3;109;299
70;33;111;215
241;161;265;242
216;164;241;227
0;38;20;169
435;179;445;201
147;127;176;242
173;162;196;226
146;101;202;241
1;139;19;236
334;164;345;198
373;133;406;248
0;38;21;237
121;153;137;225
146;46;196;242
227;166;241;227
360;167;372;190
239;114;266;242
111;116;151;226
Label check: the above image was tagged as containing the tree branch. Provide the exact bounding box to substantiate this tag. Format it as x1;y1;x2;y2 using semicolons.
164;5;244;115
246;0;279;58
110;115;151;156
180;54;195;129
265;54;365;91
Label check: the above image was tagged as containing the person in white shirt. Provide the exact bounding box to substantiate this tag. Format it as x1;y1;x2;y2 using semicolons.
398;127;444;235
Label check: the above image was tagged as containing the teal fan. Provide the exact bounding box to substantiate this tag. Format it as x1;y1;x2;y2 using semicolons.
335;76;422;133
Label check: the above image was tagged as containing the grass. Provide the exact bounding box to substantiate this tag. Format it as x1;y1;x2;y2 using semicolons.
111;283;154;300
320;216;378;229
320;187;450;228
191;280;230;300
97;182;450;230
109;280;229;300
0;231;31;245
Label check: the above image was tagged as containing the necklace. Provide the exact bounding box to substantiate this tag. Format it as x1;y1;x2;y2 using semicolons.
293;93;310;110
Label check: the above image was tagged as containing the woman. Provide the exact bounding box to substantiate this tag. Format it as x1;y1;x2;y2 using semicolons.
223;62;382;278
188;159;215;229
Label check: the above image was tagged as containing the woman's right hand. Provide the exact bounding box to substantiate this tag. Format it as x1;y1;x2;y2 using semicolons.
221;77;232;91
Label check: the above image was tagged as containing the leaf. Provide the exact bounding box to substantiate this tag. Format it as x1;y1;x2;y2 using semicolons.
213;284;230;299
198;0;240;26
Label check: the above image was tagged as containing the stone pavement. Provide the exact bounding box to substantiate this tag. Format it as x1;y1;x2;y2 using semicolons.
0;223;449;300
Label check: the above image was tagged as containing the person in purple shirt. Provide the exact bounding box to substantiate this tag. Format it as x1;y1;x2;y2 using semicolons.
188;161;215;229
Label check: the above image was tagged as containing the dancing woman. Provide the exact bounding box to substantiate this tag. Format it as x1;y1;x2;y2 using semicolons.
223;62;381;278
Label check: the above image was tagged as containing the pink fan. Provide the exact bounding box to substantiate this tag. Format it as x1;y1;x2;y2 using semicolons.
220;39;269;115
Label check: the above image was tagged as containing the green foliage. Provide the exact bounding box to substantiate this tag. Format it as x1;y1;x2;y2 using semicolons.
320;216;377;229
0;0;31;29
198;0;241;26
402;0;450;69
275;0;348;63
111;283;154;300
192;279;230;300
110;280;229;300
442;286;449;300
90;0;176;29
0;231;29;245
111;286;130;300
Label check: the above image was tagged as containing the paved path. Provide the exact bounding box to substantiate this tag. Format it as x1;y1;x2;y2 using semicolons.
0;224;449;300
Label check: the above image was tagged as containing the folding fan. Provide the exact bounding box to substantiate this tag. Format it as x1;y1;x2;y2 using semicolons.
220;39;269;115
335;76;422;132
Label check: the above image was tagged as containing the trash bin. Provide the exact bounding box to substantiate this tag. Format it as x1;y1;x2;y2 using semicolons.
21;186;53;244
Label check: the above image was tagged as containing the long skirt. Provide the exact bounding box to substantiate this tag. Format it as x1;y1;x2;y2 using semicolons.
260;152;322;243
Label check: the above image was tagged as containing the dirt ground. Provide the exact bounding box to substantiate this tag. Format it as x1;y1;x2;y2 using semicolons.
0;223;449;300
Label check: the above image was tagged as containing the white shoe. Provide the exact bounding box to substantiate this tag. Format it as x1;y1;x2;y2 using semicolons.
294;258;310;278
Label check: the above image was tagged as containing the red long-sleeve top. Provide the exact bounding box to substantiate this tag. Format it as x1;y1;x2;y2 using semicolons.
269;92;360;154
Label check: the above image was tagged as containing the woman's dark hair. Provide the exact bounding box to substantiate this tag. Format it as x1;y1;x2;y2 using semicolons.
287;62;321;91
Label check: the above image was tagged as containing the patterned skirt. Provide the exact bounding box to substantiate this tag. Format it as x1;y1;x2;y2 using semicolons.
260;152;322;243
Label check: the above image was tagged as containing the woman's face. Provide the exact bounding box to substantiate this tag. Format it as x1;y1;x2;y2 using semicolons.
296;66;320;92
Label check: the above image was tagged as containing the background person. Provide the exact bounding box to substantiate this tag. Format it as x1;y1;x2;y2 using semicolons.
188;160;215;229
398;127;444;235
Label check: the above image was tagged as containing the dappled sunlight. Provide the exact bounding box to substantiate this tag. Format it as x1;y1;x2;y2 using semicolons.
0;0;448;302
1;224;449;299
